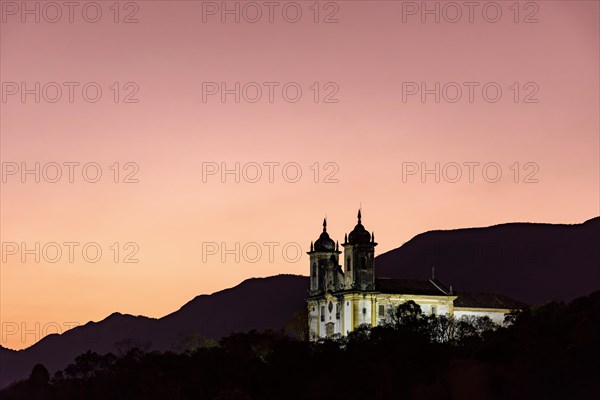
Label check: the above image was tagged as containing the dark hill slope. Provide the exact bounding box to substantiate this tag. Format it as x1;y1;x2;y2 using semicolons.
376;217;600;304
0;275;308;389
2;217;598;389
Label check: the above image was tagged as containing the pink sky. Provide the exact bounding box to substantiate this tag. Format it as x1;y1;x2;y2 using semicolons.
1;0;598;350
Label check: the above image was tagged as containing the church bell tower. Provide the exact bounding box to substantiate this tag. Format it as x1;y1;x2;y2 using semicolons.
342;209;377;291
308;218;342;296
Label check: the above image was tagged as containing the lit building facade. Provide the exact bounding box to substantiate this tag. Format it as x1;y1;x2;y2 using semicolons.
307;211;525;340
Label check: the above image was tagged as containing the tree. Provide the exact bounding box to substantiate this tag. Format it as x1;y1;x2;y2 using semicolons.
176;331;218;355
503;309;522;325
28;363;50;385
428;314;454;343
346;323;372;343
284;308;309;341
64;350;116;379
396;300;423;320
454;315;498;343
392;300;431;336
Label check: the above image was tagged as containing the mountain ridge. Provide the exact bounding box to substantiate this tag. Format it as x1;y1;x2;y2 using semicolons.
376;216;600;304
1;217;598;389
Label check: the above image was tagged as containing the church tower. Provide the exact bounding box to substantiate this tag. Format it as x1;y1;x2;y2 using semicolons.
342;209;377;291
308;219;342;296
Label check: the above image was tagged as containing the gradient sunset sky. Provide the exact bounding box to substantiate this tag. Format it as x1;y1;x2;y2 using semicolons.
1;0;598;350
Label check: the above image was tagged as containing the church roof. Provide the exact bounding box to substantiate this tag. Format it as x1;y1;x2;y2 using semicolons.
375;278;527;309
313;218;336;252
375;278;450;296
454;292;528;309
345;209;376;245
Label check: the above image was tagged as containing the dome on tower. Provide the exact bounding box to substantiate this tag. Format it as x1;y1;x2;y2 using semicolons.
313;218;336;251
347;209;372;244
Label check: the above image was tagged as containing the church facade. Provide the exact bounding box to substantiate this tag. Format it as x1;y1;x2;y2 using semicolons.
307;211;525;341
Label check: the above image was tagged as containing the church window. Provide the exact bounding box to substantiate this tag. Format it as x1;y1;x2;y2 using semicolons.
379;305;385;317
431;306;437;315
362;307;366;314
361;257;367;269
347;257;351;271
328;301;333;312
312;263;316;277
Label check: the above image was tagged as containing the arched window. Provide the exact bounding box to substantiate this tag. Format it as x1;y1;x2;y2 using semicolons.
361;257;367;269
312;263;316;277
347;257;351;271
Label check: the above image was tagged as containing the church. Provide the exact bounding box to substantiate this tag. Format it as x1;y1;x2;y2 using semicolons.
307;210;526;341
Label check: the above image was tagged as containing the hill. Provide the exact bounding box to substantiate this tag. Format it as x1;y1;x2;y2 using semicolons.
377;217;600;304
0;275;308;389
2;217;598;388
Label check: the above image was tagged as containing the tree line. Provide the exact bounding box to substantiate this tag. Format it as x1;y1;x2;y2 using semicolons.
2;291;599;400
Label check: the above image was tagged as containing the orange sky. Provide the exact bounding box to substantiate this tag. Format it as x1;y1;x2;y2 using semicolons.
1;0;598;350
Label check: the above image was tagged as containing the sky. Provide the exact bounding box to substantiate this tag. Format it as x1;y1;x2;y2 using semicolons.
1;0;598;350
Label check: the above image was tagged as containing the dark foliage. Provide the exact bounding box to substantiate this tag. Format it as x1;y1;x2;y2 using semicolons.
2;292;599;400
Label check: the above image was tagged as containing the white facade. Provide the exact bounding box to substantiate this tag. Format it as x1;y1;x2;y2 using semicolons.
308;292;515;340
306;212;522;341
453;308;509;326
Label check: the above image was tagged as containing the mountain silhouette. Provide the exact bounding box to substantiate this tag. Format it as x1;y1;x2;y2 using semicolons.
1;217;598;389
0;275;308;389
376;217;600;304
